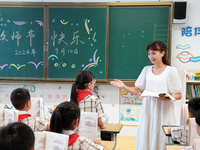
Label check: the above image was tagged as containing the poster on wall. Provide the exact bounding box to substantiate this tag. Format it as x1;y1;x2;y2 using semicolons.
119;86;143;126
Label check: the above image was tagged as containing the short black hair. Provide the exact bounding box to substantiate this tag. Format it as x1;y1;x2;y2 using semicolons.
0;122;35;150
195;110;200;126
10;88;30;110
188;97;200;117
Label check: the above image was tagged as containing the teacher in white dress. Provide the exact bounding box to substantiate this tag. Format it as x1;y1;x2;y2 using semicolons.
110;40;182;150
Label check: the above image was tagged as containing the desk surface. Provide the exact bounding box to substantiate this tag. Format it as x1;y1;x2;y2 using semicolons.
101;123;123;133
162;125;178;136
163;126;171;135
102;141;116;150
166;145;186;150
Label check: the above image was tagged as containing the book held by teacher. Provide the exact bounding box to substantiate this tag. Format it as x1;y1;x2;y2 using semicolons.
141;90;175;101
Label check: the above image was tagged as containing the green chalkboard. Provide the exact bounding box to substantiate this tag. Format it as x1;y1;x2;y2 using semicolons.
48;8;107;79
108;7;169;79
0;7;44;78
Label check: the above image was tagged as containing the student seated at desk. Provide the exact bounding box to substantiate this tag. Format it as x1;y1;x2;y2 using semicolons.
10;88;50;132
50;101;107;150
70;70;106;140
168;97;200;145
180;110;200;150
0;122;35;150
195;110;200;136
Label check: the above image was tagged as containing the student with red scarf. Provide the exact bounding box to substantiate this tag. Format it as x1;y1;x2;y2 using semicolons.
70;70;106;140
50;101;107;150
10;88;50;132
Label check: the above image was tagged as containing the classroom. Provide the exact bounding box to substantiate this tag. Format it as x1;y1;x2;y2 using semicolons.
0;0;200;150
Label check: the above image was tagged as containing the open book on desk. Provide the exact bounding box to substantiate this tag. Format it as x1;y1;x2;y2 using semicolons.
141;90;175;101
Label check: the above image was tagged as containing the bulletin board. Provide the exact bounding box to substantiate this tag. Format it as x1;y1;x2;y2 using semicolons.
119;86;143;126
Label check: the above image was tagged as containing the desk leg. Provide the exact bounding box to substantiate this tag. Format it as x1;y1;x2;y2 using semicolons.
111;134;117;150
111;133;117;142
167;136;173;144
111;133;114;141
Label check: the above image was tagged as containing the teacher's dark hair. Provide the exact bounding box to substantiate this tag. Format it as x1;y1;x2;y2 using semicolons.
146;40;170;66
70;70;94;104
50;101;80;133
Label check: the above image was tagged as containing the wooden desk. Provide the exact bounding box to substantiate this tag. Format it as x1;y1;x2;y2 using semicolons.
166;145;186;150
101;123;123;141
102;140;116;150
162;125;179;145
163;126;171;135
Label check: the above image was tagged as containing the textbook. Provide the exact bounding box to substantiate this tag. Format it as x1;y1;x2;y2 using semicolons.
0;109;19;127
28;97;45;121
78;112;98;141
189;118;200;147
141;90;175;101
194;139;200;150
34;131;69;150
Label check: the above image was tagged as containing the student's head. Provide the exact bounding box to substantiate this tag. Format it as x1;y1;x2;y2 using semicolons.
70;70;95;104
50;101;80;133
10;88;31;111
0;122;35;150
188;97;200;118
146;40;170;65
195;110;200;136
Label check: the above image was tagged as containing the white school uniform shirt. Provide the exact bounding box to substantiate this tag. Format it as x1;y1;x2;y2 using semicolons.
135;65;182;150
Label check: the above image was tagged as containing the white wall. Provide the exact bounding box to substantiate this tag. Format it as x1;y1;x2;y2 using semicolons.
0;0;200;137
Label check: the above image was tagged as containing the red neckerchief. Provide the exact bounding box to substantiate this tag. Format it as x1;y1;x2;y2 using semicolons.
18;114;31;122
77;90;93;102
68;133;80;146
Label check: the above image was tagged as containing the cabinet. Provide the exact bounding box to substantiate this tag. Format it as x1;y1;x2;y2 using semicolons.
183;70;200;103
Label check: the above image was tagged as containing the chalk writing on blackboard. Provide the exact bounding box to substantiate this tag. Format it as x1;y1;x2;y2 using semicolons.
48;8;107;79
0;7;44;78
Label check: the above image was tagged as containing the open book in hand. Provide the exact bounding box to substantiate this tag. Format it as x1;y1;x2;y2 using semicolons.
34;131;69;150
78;112;98;141
141;90;175;101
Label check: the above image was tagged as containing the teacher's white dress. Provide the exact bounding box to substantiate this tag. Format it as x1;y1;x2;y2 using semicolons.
135;65;182;150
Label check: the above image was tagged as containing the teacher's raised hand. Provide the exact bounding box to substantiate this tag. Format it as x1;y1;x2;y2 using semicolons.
110;79;125;88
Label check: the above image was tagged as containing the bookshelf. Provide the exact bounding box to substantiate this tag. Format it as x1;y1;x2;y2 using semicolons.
183;70;200;103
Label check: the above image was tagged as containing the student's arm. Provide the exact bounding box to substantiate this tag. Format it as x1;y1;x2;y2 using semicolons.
94;140;108;150
45;118;50;131
98;117;106;129
110;79;141;95
168;127;172;134
170;125;189;145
